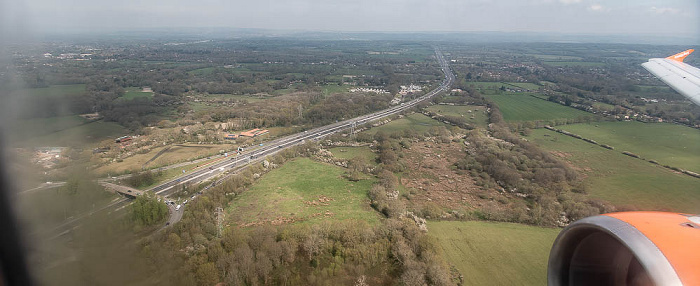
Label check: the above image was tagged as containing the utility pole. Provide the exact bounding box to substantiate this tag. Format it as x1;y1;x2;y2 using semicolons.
215;207;225;238
350;121;357;141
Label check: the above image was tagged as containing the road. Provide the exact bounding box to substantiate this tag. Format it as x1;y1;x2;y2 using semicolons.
40;47;453;237
161;203;183;230
149;47;454;198
41;197;131;240
20;181;66;195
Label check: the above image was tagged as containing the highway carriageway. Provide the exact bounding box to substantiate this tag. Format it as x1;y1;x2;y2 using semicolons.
37;48;453;239
150;48;454;198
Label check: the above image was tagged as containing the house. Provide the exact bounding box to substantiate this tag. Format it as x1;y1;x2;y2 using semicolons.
239;129;270;137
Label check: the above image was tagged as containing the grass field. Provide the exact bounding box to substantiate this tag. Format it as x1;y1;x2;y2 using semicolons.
227;157;380;226
328;146;377;165
122;87;153;100
321;84;350;95
504;82;541;90
486;94;591;122
592;102;615;111
365;113;449;135
528;128;700;213
426;105;489;128
558;122;700;173
428;220;559;286
467;82;540;90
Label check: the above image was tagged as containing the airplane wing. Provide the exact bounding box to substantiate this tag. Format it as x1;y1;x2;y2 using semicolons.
641;49;700;106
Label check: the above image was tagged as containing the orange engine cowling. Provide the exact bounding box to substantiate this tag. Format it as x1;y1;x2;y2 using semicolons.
548;212;700;286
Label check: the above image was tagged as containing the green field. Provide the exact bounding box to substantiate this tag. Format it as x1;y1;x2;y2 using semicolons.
592;101;615;111
467;82;540;91
467;81;509;89
227;158;380;226
504;82;541;90
328;146;377;165
426;105;489;127
122;87;153;100
543;61;605;67
528;129;700;213
365;113;449;135
428;221;559;286
321;84;350;95
558;122;700;173
486;94;591;122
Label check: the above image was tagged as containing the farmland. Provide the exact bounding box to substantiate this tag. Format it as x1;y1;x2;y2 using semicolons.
486;94;591;122
428;220;559;286
226;157;380;226
558;121;700;173
527;128;700;213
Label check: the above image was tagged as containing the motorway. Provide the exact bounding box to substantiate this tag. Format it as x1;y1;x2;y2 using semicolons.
40;47;453;238
149;47;454;198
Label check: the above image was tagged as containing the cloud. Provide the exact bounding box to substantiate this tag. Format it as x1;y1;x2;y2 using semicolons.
650;6;680;14
587;4;604;11
559;0;581;4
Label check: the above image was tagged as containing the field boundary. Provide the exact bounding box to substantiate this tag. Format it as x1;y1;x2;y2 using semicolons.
543;125;700;180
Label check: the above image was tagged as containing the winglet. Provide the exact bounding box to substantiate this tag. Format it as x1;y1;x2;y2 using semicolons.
666;49;694;62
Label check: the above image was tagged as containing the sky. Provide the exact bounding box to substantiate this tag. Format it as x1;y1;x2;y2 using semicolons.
2;0;699;40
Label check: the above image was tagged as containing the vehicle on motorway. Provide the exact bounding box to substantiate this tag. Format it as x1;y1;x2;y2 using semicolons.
175;205;181;211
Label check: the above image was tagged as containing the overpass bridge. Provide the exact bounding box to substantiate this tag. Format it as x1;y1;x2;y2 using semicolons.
100;182;149;199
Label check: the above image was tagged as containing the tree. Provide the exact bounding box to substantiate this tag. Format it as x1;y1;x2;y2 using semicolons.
196;262;220;285
130;193;168;227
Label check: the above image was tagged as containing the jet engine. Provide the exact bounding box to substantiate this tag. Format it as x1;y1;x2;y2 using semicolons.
548;212;700;286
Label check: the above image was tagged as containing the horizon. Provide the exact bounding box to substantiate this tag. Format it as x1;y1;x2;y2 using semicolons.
2;0;698;45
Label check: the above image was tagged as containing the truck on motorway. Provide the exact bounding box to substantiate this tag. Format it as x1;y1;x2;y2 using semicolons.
176;204;181;211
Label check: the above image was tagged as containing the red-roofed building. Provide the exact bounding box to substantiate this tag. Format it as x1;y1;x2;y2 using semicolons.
239;129;269;137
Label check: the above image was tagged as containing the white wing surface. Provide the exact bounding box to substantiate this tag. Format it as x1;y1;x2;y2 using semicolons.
642;49;700;106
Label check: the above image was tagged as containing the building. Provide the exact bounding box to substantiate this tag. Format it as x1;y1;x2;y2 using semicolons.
239;129;270;137
115;136;132;143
